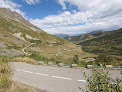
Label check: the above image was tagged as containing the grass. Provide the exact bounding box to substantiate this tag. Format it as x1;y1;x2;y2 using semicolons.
0;56;43;92
14;57;37;64
0;56;12;91
9;81;43;92
6;45;19;50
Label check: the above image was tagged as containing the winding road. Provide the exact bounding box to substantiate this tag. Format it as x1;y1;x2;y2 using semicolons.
22;43;34;55
12;62;122;92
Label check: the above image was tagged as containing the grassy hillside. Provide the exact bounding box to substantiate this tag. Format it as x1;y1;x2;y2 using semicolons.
65;30;110;43
78;29;122;55
77;28;122;65
0;8;89;64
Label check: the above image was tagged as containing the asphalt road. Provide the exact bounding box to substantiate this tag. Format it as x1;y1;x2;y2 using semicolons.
12;62;122;92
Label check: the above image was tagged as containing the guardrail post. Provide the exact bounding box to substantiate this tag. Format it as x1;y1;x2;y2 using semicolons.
48;62;52;65
87;65;93;69
58;63;64;67
72;64;77;68
38;61;44;65
106;65;113;69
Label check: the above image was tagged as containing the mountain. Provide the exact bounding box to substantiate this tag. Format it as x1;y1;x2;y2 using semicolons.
65;30;109;43
78;29;122;65
65;28;122;65
54;34;69;38
0;8;82;62
90;30;105;33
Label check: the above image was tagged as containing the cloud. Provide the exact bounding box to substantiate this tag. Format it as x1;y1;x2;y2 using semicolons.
24;0;40;5
42;14;122;35
30;0;122;35
30;11;92;28
0;0;26;17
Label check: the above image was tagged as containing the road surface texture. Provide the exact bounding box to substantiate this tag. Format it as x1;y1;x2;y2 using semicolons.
12;62;122;92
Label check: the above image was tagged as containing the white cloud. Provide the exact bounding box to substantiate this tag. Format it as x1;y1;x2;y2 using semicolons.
30;11;92;28
24;0;40;5
0;0;26;17
0;0;22;9
30;0;122;34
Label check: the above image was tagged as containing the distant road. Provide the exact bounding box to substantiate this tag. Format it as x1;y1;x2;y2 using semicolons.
12;62;122;92
22;43;34;55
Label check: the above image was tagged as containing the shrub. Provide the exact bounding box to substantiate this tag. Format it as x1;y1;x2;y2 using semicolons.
73;55;79;64
83;64;122;92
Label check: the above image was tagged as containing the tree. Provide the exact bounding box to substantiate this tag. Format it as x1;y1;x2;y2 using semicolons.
73;55;79;64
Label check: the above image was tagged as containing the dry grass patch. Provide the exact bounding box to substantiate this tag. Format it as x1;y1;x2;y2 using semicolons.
14;57;36;64
9;81;43;92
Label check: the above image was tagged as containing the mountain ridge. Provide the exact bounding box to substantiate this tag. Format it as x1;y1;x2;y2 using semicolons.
65;30;110;43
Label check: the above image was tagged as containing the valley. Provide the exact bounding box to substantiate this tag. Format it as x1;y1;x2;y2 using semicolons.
0;7;121;92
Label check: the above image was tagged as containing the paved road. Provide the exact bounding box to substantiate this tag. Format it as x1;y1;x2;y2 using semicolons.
22;43;34;55
12;62;122;92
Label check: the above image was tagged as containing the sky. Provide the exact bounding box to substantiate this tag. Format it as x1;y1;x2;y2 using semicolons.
0;0;122;35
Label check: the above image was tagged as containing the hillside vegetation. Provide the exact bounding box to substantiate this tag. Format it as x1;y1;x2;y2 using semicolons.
67;28;122;65
65;30;109;43
78;29;122;56
65;28;122;65
0;8;87;64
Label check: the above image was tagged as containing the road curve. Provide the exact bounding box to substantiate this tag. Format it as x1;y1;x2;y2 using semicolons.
12;62;122;92
22;43;34;55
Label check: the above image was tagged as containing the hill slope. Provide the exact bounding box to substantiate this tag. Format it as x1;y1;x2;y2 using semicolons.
0;8;82;62
65;28;122;65
78;28;122;56
65;30;110;43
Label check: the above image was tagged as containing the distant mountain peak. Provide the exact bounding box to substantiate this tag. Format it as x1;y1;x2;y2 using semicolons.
54;34;69;38
90;30;105;33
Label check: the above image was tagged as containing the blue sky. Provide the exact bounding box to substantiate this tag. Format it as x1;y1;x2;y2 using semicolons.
0;0;122;35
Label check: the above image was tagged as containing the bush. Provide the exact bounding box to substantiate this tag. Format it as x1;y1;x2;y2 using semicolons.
83;64;122;92
29;53;43;61
73;55;79;64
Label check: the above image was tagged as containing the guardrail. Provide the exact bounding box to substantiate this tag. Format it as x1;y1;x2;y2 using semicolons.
37;61;122;69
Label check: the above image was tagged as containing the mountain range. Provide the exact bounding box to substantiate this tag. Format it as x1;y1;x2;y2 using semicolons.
65;30;110;43
54;34;69;38
65;28;122;65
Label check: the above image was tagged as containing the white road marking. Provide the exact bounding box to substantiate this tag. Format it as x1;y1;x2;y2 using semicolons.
52;76;72;80
77;80;87;82
22;70;33;73
35;73;48;76
16;69;86;82
16;69;21;71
